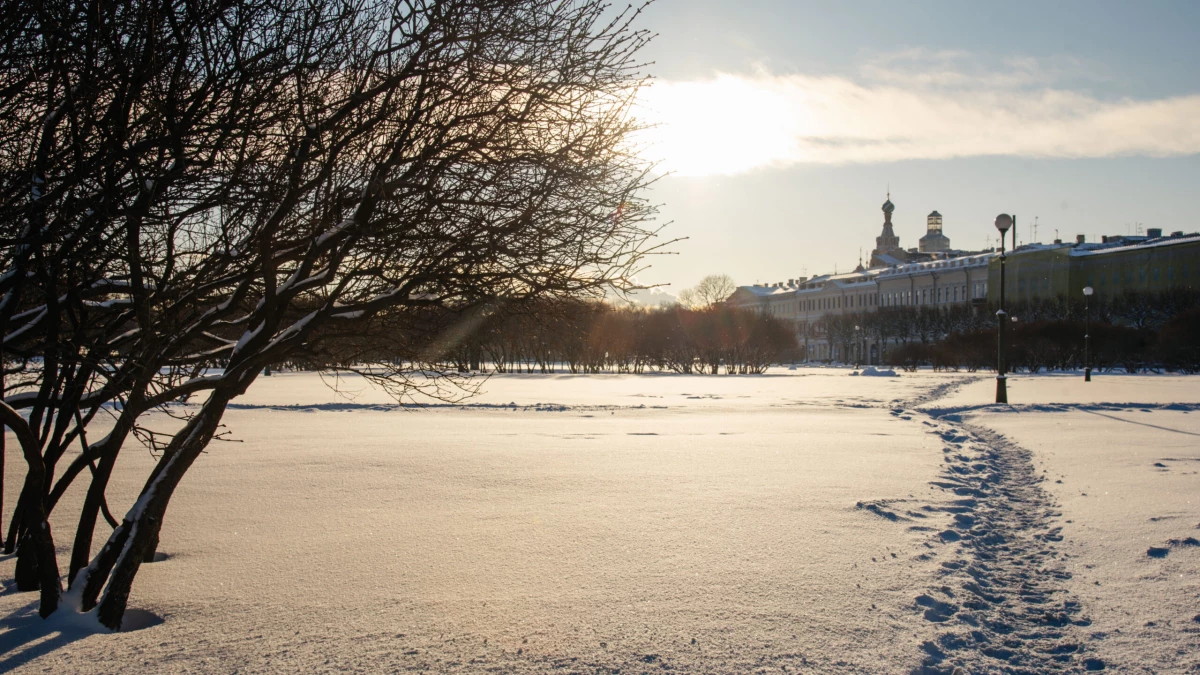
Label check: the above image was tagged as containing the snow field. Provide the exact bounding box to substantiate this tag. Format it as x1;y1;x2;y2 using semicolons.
0;368;1196;672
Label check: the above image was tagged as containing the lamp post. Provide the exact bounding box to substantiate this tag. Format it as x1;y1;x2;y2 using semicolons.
994;214;1013;403
1083;286;1093;382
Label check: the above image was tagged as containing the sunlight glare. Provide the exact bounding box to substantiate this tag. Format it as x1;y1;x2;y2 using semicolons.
634;74;813;176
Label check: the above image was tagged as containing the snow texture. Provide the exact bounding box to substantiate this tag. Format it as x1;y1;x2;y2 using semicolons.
1;369;1197;673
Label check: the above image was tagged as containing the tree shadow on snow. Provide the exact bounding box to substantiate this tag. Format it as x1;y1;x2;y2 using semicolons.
1080;408;1200;437
0;599;163;670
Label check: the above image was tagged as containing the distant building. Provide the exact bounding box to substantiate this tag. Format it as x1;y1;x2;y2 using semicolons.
987;230;1200;304
870;197;964;266
869;195;904;267
727;192;1199;364
919;211;951;253
728;250;992;363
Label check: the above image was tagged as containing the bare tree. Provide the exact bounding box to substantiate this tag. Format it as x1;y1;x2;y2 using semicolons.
677;273;736;309
1;0;661;629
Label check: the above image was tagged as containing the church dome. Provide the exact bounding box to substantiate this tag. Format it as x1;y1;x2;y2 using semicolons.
882;199;895;214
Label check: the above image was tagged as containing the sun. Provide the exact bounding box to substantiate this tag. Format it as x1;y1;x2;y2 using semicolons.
633;74;812;176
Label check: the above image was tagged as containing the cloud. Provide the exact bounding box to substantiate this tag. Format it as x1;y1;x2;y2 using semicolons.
633;52;1200;174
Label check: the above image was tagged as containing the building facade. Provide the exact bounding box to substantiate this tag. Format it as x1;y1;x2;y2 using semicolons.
987;231;1200;304
730;195;991;363
728;194;1200;365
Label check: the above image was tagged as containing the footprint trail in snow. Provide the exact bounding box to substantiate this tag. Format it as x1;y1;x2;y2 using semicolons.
874;380;1109;673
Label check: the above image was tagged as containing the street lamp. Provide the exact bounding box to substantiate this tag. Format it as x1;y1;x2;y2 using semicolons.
994;213;1013;403
1083;286;1094;382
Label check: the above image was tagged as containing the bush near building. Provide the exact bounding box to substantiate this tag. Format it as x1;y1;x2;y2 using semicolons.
882;288;1199;373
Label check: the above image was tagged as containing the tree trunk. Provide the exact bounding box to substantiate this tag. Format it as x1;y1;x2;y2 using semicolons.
10;469;61;615
3;491;20;554
1;371;5;547
14;528;37;591
68;448;119;588
83;392;230;629
143;527;160;564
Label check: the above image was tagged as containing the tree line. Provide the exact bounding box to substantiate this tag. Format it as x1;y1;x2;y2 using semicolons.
288;299;800;375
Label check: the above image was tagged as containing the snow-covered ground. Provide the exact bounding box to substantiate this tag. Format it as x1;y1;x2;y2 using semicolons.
1;369;1197;673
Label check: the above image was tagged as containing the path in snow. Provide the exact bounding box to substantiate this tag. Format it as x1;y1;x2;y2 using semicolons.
903;373;1200;673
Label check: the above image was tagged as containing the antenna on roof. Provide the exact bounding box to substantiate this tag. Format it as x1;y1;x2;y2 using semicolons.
1032;216;1038;243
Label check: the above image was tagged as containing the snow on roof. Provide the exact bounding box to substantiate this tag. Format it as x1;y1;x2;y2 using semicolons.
738;285;795;297
877;251;995;277
1069;233;1200;257
872;253;906;266
1009;242;1073;254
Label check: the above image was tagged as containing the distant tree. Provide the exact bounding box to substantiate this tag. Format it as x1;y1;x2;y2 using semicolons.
678;274;737;309
1154;308;1200;373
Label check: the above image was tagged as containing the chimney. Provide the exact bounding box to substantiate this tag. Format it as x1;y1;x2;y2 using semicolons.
1075;234;1085;244
1147;228;1162;238
1171;231;1184;237
1101;235;1108;243
1053;238;1062;244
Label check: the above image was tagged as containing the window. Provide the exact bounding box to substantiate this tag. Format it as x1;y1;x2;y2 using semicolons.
1153;268;1159;282
1139;269;1145;282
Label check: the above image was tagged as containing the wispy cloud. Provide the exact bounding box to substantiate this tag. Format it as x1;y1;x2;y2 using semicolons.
634;51;1200;175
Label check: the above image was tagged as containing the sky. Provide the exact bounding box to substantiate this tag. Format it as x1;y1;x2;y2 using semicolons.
626;0;1200;299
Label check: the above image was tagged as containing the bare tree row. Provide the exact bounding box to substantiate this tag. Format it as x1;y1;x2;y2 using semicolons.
288;300;799;376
